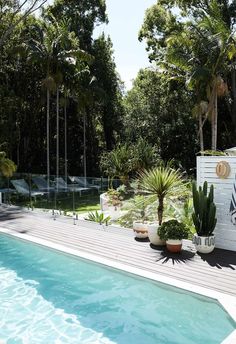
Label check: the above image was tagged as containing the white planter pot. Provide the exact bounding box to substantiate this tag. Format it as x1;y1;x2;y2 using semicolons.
100;193;109;211
166;239;182;253
108;206;121;220
148;223;166;246
133;222;149;239
193;234;215;254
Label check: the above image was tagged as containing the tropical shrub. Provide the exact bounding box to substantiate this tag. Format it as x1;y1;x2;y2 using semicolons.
100;145;134;185
166;198;195;234
118;195;157;228
100;140;160;184
158;220;189;241
139;166;186;225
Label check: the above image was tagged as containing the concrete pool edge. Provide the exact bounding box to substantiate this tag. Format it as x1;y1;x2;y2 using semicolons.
1;227;236;343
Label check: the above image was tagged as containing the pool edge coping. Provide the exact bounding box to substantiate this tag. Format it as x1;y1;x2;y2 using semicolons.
1;227;236;343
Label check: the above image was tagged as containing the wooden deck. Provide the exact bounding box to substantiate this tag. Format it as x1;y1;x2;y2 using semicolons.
1;205;236;297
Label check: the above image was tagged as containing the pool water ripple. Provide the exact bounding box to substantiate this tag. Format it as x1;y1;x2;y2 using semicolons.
0;268;114;343
0;234;235;344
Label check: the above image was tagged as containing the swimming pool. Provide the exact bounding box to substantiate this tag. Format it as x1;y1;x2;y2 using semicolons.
0;234;235;343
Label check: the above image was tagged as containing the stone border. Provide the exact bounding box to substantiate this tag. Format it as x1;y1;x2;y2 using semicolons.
0;227;236;343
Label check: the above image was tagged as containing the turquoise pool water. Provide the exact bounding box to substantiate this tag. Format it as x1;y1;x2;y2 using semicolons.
0;234;235;344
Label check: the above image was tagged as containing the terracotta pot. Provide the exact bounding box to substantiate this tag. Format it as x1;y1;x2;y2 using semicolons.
193;234;215;254
133;222;149;239
148;223;166;246
166;239;182;253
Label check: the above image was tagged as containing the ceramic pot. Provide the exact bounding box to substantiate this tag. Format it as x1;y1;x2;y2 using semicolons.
148;223;166;246
166;239;182;253
108;206;121;220
133;222;149;239
193;234;215;254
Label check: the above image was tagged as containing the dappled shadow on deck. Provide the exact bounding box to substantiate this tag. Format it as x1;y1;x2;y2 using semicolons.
156;248;196;265
150;241;236;271
198;248;236;270
0;205;26;222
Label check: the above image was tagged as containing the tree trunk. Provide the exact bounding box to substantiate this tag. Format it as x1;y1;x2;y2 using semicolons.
230;68;236;145
64;101;67;183
47;88;50;192
211;94;218;151
56;88;59;190
83;111;87;186
199;115;204;152
158;196;164;225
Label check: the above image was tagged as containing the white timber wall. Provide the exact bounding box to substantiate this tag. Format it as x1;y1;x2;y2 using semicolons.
197;156;236;251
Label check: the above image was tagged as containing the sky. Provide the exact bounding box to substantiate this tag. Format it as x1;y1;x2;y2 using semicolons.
46;0;157;90
96;0;157;90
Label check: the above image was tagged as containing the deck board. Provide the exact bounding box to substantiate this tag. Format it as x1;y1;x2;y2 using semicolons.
0;205;236;296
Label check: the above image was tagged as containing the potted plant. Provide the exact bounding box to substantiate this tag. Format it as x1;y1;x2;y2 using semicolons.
158;220;189;253
117;195;153;238
139;166;186;246
192;181;217;254
147;221;166;245
132;201;149;239
106;189;123;220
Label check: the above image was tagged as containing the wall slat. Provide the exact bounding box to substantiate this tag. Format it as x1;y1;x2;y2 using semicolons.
197;156;236;251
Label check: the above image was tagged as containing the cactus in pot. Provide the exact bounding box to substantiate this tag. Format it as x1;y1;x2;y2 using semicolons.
192;181;217;253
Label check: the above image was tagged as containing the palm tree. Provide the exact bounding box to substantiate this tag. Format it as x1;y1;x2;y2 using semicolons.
73;74;96;183
155;1;233;151
26;23;58;191
26;20;91;189
139;166;186;225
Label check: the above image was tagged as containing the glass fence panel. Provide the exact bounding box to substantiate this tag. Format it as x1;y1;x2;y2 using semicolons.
0;174;124;217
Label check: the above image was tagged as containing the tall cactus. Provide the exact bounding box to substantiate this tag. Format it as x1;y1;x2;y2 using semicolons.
192;181;217;236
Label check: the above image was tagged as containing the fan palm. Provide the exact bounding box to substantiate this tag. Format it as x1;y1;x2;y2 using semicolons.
139;166;186;225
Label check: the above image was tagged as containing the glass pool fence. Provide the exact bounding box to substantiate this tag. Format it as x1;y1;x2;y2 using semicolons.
0;173;123;216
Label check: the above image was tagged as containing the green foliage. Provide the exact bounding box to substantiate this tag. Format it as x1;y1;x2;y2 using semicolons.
0;1;123;176
192;181;217;236
139;1;236;152
100;140;160;182
106;189;123;208
0;151;17;177
132;138;160;172
123;69;198;172
85;211;111;225
158;220;189;240
199;150;226;156
118;195;157;228
139;166;186;225
100;144;134;183
166;197;195;233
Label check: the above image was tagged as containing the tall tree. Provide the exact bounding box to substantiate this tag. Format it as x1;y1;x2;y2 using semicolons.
0;0;47;48
139;0;235;150
124;68;197;172
92;34;124;150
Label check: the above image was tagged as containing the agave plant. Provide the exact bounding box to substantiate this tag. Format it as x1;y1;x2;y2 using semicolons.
139;166;186;225
85;211;111;225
